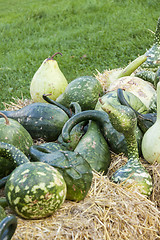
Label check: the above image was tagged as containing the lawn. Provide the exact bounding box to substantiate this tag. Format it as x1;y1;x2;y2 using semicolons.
0;0;159;109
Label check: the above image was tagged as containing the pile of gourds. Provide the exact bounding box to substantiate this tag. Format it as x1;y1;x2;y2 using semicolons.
0;16;160;238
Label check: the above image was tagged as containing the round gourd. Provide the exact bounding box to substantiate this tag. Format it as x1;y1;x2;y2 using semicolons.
5;162;67;219
56;76;103;110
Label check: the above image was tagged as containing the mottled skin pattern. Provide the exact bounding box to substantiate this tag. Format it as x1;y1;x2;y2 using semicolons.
101;103;153;196
5;162;67;219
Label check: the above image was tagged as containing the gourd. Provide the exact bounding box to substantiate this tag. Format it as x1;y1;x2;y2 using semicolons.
30;52;68;102
29;143;93;201
56;76;103;110
0;206;17;240
0;102;69;141
141;17;160;72
101;102;153;197
5;161;67;219
107;76;156;110
141;81;160;163
0;112;33;156
0;142;30;184
117;88;157;133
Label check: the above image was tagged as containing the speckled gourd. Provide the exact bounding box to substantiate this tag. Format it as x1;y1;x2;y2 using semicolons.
101;102;153;196
56;76;103;110
5;161;67;219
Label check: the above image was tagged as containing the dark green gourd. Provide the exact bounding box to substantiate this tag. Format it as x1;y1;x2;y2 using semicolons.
29;143;93;201
117;88;157;133
101;102;153;197
0;102;69;141
56;76;103;110
0;206;17;240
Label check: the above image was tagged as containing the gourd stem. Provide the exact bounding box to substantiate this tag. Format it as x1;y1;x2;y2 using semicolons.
43;94;72;118
46;52;63;61
117;55;147;78
0;112;10;125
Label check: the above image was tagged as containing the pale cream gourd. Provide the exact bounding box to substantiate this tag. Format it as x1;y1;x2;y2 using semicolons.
141;81;160;163
30;52;68;102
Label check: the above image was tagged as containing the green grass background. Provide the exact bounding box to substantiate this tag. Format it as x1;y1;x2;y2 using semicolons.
0;0;159;109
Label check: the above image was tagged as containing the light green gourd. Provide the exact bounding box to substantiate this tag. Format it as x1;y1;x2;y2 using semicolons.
101;102;153;197
30;52;68;102
142;81;160;163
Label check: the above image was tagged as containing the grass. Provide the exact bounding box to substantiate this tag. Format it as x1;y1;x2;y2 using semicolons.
0;0;159;109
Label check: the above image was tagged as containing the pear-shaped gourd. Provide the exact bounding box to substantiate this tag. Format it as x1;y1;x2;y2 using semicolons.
142;81;160;163
30;52;68;102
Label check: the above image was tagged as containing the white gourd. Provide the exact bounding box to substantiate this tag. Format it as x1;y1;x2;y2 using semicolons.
141;81;160;163
30;52;68;102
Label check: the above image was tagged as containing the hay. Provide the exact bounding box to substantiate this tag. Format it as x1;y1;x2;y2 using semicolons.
1;98;160;240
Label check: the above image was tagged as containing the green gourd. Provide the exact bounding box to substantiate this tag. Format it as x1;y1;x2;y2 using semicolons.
29;143;93;202
101;102;153;197
5;162;67;219
0;102;69;141
142;81;160;163
56;76;103;110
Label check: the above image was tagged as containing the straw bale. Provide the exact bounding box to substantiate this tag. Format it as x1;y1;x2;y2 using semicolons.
1;98;160;240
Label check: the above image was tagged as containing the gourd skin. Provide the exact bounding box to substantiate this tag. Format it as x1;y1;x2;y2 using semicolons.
101;103;153;196
0;103;69;141
5;162;67;219
142;81;160;163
